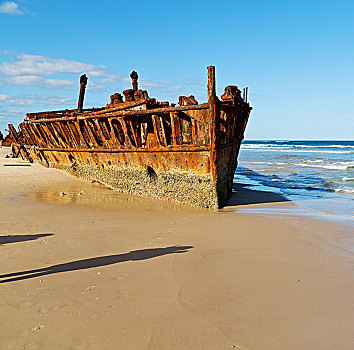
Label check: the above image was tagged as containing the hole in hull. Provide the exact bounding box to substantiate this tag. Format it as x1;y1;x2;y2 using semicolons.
146;166;157;181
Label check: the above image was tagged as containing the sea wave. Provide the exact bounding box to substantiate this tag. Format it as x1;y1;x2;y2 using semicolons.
294;162;354;170
240;146;353;154
241;160;354;170
334;188;354;194
342;177;354;182
242;144;354;149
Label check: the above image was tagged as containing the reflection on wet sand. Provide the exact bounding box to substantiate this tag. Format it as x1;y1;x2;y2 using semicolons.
34;180;207;213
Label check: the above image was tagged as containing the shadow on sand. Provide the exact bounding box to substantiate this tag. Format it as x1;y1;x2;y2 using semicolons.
0;234;53;246
0;245;193;284
224;183;290;207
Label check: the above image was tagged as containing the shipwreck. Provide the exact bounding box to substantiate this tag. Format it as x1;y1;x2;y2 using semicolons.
8;66;252;208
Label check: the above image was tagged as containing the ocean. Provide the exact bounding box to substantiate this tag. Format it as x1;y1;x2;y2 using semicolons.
235;140;354;219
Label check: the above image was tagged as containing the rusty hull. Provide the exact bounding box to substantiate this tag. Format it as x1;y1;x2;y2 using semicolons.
8;66;252;209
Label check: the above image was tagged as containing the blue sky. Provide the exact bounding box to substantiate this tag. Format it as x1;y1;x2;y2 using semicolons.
0;0;353;139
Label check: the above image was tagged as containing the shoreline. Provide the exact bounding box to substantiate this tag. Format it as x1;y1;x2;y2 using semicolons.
1;147;353;349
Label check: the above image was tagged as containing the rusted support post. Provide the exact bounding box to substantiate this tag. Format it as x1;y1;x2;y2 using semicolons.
77;74;88;112
8;124;19;143
245;87;248;103
207;66;218;183
130;71;138;91
170;113;182;146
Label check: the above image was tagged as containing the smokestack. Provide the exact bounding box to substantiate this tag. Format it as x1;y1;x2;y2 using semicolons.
130;71;138;91
77;74;88;112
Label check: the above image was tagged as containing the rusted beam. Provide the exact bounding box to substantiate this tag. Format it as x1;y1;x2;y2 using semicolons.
40;123;59;147
170;113;183;146
64;122;79;148
151;115;162;146
28;124;46;147
207;65;218;181
94;119;111;148
119;119;132;148
21;145;211;153
83;119;99;147
27;104;209;124
127;119;139;147
51;123;68;148
8;124;20;143
20;124;36;146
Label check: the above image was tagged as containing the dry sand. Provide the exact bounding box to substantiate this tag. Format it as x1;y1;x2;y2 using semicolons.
0;147;353;350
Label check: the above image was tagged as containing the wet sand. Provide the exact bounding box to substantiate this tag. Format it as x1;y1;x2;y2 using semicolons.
0;147;353;350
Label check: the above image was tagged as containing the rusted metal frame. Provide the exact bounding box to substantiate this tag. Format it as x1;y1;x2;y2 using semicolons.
7;125;31;161
83;119;100;148
89;104;208;121
170;113;182;146
215;138;243;150
27;104;209;124
191;119;196;148
59;122;77;148
21;127;35;146
87;119;105;147
207;66;218;183
94;119;111;149
20;124;36;146
119;118;133;148
94;118;114;148
27;109;73;118
40;123;59;148
64;122;80;148
157;115;168;146
107;118;123;148
169;113;177;147
152;115;169;146
126;119;139;147
151;115;161;146
55;122;73;148
27;123;47;147
72;121;89;149
45;122;65;148
35;123;54;148
45;123;62;148
91;100;148;115
26;146;211;153
219;104;250;112
50;122;68;148
8;124;20;143
23;123;41;147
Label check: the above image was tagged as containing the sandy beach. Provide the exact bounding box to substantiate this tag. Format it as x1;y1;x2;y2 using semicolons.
0;147;353;350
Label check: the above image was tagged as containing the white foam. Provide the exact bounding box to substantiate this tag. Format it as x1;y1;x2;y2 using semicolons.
240;146;353;154
342;177;354;182
334;188;354;194
295;162;354;170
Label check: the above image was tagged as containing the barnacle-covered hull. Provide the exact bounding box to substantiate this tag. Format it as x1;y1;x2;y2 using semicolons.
8;66;251;209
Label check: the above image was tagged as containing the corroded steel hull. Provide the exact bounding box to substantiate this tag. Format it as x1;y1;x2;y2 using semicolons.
9;66;251;208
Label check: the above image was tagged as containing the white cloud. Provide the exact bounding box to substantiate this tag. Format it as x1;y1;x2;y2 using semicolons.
0;94;73;106
0;54;117;90
0;54;107;77
4;75;74;89
97;76;120;84
0;1;23;15
183;78;205;86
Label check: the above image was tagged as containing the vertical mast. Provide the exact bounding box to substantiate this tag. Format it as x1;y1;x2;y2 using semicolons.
207;65;218;189
77;74;88;112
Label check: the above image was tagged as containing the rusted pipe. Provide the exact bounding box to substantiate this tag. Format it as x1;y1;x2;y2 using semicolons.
77;74;88;112
130;71;138;91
